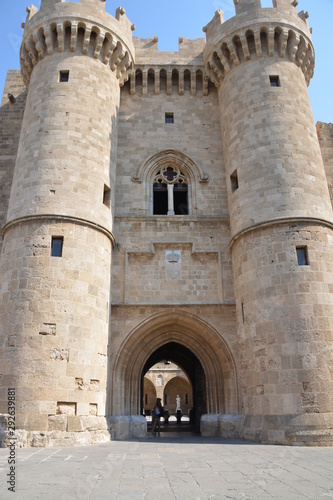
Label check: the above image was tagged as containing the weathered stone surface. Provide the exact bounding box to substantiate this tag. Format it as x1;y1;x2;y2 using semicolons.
48;415;67;432
67;416;83;433
108;416;147;440
200;414;242;438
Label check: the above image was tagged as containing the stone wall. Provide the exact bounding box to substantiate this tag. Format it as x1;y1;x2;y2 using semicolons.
0;72;26;253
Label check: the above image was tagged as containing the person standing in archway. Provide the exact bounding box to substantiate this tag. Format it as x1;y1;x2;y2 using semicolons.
152;398;164;436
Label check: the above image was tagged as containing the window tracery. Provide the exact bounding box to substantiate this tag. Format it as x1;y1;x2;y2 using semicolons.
153;166;189;215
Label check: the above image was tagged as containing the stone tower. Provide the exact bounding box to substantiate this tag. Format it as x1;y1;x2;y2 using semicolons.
204;0;333;443
0;0;134;445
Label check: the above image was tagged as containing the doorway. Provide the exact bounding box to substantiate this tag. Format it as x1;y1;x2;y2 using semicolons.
141;342;206;432
109;310;239;435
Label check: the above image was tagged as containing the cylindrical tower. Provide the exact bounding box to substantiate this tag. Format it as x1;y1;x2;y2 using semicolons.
204;0;333;445
0;0;134;446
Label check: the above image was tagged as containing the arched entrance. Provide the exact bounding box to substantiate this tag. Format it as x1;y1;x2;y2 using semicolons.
142;342;205;432
110;310;239;436
164;375;193;415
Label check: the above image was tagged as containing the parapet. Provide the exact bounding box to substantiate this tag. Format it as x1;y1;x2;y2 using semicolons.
20;0;135;87
204;0;311;43
134;37;204;66
233;0;307;19
40;0;106;7
203;0;314;87
317;122;333;141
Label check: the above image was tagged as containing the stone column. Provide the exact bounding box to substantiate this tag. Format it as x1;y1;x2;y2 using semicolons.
167;184;175;215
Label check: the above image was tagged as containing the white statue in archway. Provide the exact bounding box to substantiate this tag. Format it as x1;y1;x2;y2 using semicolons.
176;394;181;411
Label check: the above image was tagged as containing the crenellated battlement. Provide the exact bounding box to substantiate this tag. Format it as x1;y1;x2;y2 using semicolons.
203;0;313;86
127;36;208;96
20;1;135;87
233;0;304;17
127;66;209;97
39;0;106;8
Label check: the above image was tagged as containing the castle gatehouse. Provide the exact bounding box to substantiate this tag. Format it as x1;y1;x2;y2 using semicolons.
0;0;332;447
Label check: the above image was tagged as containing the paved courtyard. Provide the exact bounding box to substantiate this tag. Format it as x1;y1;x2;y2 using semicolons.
0;433;332;499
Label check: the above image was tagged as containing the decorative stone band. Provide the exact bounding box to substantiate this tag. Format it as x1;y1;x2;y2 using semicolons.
2;214;116;247
20;17;134;87
204;24;314;87
229;216;333;249
128;66;210;97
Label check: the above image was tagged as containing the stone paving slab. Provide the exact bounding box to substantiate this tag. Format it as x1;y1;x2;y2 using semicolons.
0;435;332;499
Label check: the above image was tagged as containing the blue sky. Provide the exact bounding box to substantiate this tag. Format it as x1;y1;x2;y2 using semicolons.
0;0;332;123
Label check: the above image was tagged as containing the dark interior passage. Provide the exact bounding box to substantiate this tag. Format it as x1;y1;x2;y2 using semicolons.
141;341;206;433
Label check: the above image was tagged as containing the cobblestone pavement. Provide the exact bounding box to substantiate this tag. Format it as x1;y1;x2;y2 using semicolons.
0;433;333;499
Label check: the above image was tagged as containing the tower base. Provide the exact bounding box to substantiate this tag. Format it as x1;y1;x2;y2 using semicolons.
0;415;147;448
240;413;333;446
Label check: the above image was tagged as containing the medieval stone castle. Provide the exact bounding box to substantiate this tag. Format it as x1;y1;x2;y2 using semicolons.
0;0;332;447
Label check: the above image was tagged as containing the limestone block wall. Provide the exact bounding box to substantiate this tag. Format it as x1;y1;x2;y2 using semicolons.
111;217;234;305
317;122;333;205
7;53;118;231
0;221;111;430
218;58;333;239
116;80;227;217
233;223;333;417
112;66;234;306
0;72;27;253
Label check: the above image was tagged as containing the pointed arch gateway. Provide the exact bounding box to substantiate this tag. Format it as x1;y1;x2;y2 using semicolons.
110;311;240;426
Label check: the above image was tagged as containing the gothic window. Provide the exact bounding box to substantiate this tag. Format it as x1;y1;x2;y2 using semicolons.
153;166;189;215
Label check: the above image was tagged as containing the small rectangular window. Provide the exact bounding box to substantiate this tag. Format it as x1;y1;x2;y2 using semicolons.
59;70;69;82
103;184;111;209
230;170;239;193
51;237;63;257
270;75;280;87
165;113;174;124
296;246;309;266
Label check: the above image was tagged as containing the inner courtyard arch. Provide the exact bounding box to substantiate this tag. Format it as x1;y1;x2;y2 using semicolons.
110;311;240;432
142;342;204;431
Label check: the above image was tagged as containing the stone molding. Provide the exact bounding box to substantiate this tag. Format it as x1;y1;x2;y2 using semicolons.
2;214;116;246
229;216;333;249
